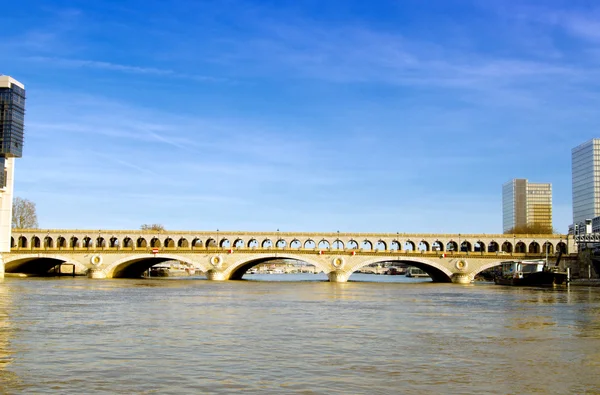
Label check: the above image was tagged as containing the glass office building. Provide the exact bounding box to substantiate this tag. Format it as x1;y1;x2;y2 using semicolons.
0;76;25;186
572;139;600;231
503;179;552;233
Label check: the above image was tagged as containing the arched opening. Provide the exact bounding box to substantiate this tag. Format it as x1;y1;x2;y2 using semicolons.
446;241;458;252
192;238;203;248
123;237;133;248
557;242;567;254
219;238;231;248
352;259;452;283
304;239;315;249
262;239;273;248
5;257;82;277
110;237;119;248
501;241;513;253
418;241;430;252
70;237;79;248
390;240;401;251
228;257;321;280
137;237;147;248
542;242;554;255
376;240;387;251
248;239;258;248
318;240;330;249
333;238;344;250
515;242;526;253
57;237;66;248
474;241;486;252
233;239;244;248
44;236;53;248
10;237;15;248
290;239;301;249
111;257;201;279
18;236;28;248
528;242;540;254
83;237;92;248
432;241;443;252
361;240;373;251
178;238;189;248
276;239;287;248
150;238;161;248
404;241;415;251
347;240;358;249
460;241;472;252
488;241;499;253
205;238;216;248
96;237;106;248
164;238;175;248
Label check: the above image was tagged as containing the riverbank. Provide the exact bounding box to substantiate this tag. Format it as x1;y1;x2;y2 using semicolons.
570;278;600;287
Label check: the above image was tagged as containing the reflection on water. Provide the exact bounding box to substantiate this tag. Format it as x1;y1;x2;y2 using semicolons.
0;275;599;394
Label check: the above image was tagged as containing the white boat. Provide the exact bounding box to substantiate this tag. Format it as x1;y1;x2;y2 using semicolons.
405;267;430;278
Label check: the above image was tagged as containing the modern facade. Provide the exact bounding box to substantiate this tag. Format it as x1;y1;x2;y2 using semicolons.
0;75;26;276
572;139;600;233
503;179;552;233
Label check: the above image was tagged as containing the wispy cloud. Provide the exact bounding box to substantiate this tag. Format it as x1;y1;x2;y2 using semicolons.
23;56;224;82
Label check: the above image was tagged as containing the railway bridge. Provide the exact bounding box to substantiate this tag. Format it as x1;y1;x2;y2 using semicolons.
2;229;572;283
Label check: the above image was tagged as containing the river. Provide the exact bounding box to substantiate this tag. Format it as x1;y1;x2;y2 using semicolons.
0;274;599;394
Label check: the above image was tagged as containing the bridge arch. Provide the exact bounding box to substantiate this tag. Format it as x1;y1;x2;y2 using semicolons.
346;257;453;283
390;240;401;251
528;242;540;254
290;239;301;249
233;238;244;248
225;254;329;280
376;240;387;251
177;238;189;248
361;240;373;251
44;236;53;248
83;237;92;248
404;241;415;251
123;237;133;248
164;238;175;248
515;242;526;253
3;254;86;276
248;239;258;248
262;239;273;248
276;239;287;248
501;241;512;253
347;240;358;249
106;255;209;278
137;237;147;248
318;239;330;249
18;236;27;248
488;241;498;252
418;241;430;252
304;239;315;249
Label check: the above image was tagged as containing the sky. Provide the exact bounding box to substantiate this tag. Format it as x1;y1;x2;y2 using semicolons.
2;0;600;234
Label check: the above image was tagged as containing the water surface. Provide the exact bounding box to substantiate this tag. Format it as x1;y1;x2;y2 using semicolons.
1;275;598;394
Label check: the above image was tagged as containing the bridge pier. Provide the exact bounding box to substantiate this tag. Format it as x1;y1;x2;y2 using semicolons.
451;273;473;284
205;269;227;281
88;269;108;279
327;270;351;283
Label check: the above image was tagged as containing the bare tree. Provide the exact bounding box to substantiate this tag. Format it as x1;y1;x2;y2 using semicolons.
141;224;165;231
12;197;39;229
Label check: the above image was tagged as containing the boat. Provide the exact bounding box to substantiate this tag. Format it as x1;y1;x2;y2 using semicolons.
405;267;430;278
494;253;568;286
384;267;405;275
147;261;197;277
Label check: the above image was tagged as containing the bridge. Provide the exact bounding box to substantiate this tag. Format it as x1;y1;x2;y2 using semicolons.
3;229;572;283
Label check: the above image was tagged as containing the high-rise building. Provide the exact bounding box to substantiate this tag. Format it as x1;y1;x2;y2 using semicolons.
572;139;600;231
0;76;26;274
502;179;552;233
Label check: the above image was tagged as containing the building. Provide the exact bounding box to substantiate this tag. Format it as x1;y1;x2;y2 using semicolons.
572;139;600;234
0;76;26;273
502;178;552;233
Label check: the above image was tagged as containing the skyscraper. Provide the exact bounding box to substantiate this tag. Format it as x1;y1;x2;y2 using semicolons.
0;75;26;273
502;179;552;233
572;139;600;231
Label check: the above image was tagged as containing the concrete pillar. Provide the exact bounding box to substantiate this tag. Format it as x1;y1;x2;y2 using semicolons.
205;269;227;281
327;270;351;283
451;273;472;284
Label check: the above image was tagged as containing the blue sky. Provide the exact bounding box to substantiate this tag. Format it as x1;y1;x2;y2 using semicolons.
2;0;599;233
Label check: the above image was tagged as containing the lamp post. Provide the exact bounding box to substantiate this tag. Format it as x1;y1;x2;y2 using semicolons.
216;229;219;249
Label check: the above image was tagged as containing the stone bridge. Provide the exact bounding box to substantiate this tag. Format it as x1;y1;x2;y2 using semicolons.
2;229;573;283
